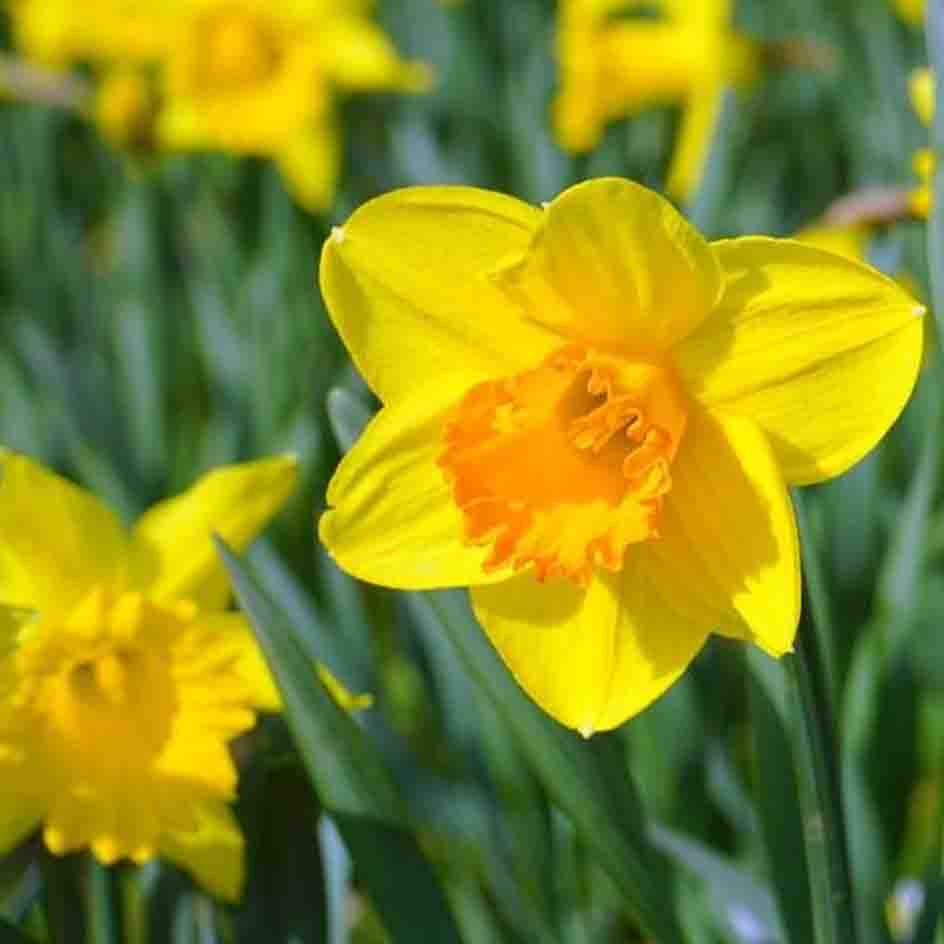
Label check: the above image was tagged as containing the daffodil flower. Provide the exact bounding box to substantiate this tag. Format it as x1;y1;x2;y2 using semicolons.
910;67;935;219
0;453;297;900
156;0;431;212
553;0;757;202
319;178;923;734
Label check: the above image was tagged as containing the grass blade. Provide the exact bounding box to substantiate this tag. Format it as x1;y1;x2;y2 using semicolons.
216;538;463;944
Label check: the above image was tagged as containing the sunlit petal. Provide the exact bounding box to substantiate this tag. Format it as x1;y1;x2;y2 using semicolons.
320;187;557;402
320;375;512;590
130;456;298;611
0;452;128;613
160;802;245;903
471;567;709;734
676;238;924;484
493;178;723;351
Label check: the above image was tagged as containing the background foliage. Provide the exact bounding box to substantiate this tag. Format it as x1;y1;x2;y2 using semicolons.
0;0;940;941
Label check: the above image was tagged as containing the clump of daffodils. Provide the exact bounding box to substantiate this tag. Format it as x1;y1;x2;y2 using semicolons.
6;0;431;212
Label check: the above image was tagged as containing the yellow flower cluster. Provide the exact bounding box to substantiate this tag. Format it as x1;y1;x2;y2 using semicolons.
8;0;431;211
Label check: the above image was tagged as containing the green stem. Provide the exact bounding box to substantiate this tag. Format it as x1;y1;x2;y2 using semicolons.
792;490;837;699
787;616;858;944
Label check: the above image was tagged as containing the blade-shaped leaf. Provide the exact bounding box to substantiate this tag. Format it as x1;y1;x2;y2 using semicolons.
649;823;784;944
216;539;463;944
414;591;686;944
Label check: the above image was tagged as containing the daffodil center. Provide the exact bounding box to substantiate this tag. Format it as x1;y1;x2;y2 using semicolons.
199;10;280;91
13;588;193;762
439;343;688;585
70;647;141;708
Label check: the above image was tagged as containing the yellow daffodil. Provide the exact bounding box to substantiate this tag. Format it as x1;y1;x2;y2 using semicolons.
553;0;758;202
318;178;923;734
156;0;431;212
0;452;297;900
910;68;935;218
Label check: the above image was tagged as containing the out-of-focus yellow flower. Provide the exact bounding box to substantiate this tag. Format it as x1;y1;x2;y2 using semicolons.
0;453;298;900
9;0;182;68
155;0;431;212
910;68;935;218
553;0;758;202
893;0;925;25
318;178;924;733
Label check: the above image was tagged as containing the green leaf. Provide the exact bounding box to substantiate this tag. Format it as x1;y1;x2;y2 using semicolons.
0;918;38;944
41;853;86;944
86;860;121;944
237;765;327;944
325;388;371;455
876;371;942;636
746;649;813;944
216;539;463;944
649;823;784;943
415;591;686;944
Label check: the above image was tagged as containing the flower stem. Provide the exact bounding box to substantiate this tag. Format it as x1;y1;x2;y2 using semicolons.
786;614;858;944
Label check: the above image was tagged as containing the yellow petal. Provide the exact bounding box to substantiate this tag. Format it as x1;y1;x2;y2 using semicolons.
320;374;512;589
470;405;798;732
493;178;723;352
319;18;432;92
470;568;710;734
0;763;43;854
319;187;558;402
277;123;340;214
316;663;373;711
910;68;935;128
159;802;244;902
190;612;281;712
666;85;723;203
0;452;128;613
651;406;801;658
793;223;870;262
595;23;705;109
130;456;298;611
675;237;925;485
663;0;732;22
